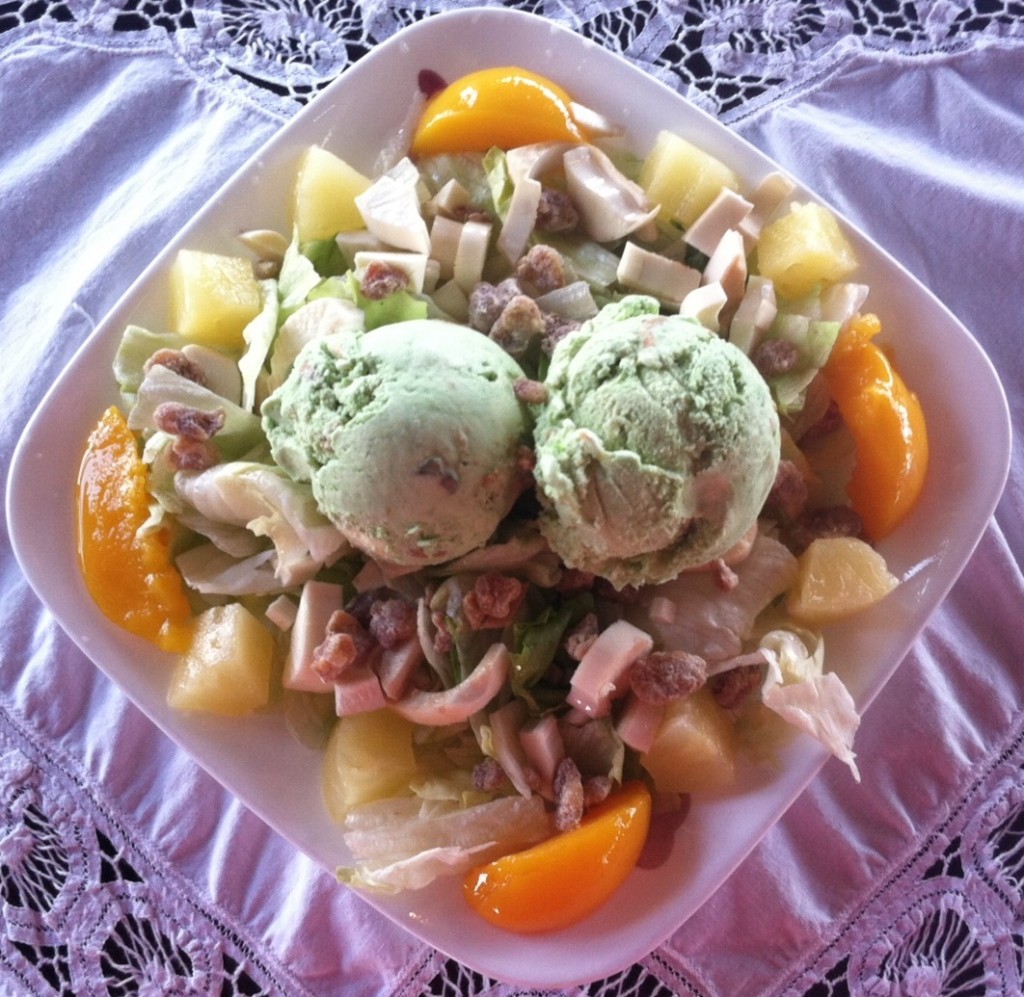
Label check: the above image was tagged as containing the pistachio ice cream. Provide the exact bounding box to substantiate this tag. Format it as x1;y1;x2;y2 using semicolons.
262;319;530;566
532;297;780;588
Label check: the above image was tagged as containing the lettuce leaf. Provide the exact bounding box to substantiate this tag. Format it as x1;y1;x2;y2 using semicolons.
175;544;281;595
758;629;861;780
483;146;513;220
337;794;551;893
237;279;279;413
128;364;267;462
174;461;348;586
113;326;186;406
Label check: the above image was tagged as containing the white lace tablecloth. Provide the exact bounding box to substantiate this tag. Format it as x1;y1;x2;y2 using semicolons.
2;1;1023;994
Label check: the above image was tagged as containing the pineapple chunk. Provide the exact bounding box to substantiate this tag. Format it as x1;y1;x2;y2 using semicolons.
169;249;262;351
168;603;274;716
321;709;419;822
639;130;740;227
640;686;738;794
293;146;373;242
756;202;858;300
787;536;899;626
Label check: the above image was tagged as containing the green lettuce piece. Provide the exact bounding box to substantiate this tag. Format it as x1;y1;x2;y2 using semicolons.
415;152;494;213
301;237;348;277
113;326;187;405
764;315;841;415
483;146;513;221
237;279;279;413
128;364;267;461
306;270;428;330
278;230;323;316
173;460;348;586
336;794;551;894
506;591;596;711
508;605;571;710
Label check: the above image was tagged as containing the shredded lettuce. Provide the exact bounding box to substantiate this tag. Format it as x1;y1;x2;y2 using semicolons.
113;326;187;405
176;545;281;595
337;794;551;893
304;270;429;330
278;230;324;315
237;279;279;413
129;364;267;461
174;461;348;586
763;314;841;415
416;152;495;213
758;629;861;780
483;146;513;220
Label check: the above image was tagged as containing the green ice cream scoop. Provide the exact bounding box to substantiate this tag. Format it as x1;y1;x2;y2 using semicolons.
262;319;529;567
532;297;780;588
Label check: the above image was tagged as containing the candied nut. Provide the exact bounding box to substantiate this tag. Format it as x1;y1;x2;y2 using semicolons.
541;312;582;355
312;610;378;681
799;399;843;444
144;349;206;386
154;402;226;441
630;651;707;705
472;756;508;792
462;573;526;630
360;260;409;300
515;244;567;294
583;775;613;808
513;378;549;405
553;756;585;831
563;612;599;661
752;338;800;379
418;68;446;99
489;294;545;356
788;504;865;552
368;597;418;648
467;278;520;333
708;662;763;709
535;188;579;233
168;438;220;471
768;459;809;521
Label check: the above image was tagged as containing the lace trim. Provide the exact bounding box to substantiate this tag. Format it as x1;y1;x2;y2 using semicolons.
2;0;1023;118
0;708;308;997
393;716;1024;995
795;721;1024;997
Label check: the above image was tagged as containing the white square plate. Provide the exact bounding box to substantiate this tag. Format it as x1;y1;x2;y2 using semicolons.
6;8;1011;987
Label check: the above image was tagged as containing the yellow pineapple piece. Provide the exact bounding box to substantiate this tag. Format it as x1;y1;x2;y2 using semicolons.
168;603;274;716
169;249;262;351
787;536;899;626
321;710;419;822
756;202;858;300
639;130;740;227
293;146;373;242
640;686;738;794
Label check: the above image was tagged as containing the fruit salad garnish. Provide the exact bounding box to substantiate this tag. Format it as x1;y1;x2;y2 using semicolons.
76;65;928;932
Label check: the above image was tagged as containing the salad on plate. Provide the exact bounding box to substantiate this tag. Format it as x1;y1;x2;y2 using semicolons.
74;65;929;932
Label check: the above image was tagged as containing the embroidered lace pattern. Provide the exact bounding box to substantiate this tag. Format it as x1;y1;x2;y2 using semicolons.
0;708;309;997
393;714;1024;996
2;2;1024;995
4;696;1022;994
1;0;1023;118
